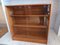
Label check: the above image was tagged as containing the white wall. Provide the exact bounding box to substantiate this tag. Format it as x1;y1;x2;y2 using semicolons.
55;0;60;35
50;0;58;30
51;0;60;35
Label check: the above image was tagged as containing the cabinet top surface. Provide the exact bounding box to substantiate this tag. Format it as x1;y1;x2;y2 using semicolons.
4;0;51;6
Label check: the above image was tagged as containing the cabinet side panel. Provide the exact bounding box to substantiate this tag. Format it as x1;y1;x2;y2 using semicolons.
5;7;13;34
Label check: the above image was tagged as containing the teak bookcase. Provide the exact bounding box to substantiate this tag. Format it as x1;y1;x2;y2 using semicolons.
5;4;51;44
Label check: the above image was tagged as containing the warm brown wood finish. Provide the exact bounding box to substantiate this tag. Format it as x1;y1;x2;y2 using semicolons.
5;4;51;44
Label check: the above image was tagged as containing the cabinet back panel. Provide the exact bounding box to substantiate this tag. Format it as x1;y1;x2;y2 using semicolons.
12;16;48;26
7;5;50;15
13;27;48;38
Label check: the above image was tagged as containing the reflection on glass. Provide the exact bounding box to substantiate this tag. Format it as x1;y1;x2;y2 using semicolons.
0;1;8;38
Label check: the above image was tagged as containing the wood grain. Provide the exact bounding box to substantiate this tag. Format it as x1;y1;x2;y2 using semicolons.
5;4;51;44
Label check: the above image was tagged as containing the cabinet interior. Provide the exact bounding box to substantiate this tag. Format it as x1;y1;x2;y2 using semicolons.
6;4;51;44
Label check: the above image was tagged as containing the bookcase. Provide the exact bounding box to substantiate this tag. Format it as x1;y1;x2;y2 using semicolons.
5;4;51;44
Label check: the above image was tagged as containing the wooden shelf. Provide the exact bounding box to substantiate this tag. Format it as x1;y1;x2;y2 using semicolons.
13;34;47;44
13;24;47;28
11;15;49;17
13;16;48;27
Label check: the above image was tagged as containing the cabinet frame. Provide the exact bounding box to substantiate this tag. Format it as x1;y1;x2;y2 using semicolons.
5;4;51;44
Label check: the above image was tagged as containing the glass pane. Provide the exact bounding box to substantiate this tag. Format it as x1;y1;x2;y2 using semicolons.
0;1;8;38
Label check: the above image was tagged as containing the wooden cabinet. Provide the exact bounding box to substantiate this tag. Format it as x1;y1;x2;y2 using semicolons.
5;4;51;44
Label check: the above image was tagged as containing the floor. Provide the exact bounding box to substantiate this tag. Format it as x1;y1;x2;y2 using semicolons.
0;29;60;45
